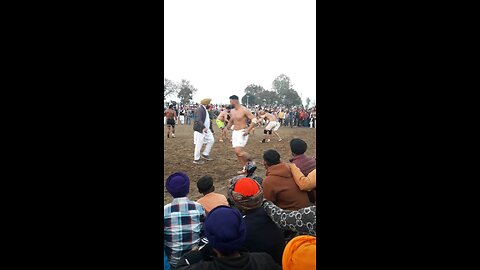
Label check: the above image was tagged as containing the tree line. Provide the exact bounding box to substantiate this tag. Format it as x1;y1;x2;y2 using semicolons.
164;74;309;107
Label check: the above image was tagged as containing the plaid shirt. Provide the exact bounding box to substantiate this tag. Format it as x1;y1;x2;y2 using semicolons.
164;197;205;267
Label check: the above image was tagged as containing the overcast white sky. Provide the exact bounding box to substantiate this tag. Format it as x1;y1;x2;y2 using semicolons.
164;0;316;105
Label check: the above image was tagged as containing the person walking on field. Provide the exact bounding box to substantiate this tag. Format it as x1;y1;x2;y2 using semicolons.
224;95;258;173
165;105;177;138
216;105;231;142
193;98;215;165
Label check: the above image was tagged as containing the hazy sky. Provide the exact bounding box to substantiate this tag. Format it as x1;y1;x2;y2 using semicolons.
164;0;316;105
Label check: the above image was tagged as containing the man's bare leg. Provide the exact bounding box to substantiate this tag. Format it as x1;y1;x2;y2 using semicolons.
234;147;248;173
167;126;171;138
171;126;175;138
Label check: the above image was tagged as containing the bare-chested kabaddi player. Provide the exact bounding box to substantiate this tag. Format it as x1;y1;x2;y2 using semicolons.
216;105;231;142
223;95;257;173
165;105;177;138
258;110;282;143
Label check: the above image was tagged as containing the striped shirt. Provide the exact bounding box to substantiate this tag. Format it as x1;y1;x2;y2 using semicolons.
164;197;205;267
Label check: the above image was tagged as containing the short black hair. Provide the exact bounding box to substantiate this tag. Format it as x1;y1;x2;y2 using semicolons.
197;175;214;193
263;149;280;166
169;105;173;109
290;138;307;155
229;95;239;100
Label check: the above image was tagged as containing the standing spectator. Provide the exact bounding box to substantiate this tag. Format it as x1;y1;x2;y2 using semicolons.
196;175;229;215
164;172;206;267
278;110;284;126
299;110;305;127
295;110;300;127
288;110;293;128
227;177;285;265
261;150;310;210
289;139;316;204
175;206;281;270
186;107;192;125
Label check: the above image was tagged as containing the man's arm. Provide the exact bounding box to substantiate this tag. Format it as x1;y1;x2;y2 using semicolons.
263;200;316;236
261;179;276;203
289;163;316;191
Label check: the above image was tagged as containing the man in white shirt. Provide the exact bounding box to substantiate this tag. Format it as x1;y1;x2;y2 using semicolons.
193;98;215;165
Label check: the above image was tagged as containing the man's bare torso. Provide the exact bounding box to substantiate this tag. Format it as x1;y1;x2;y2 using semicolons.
217;110;229;122
260;112;276;122
165;109;176;119
230;106;250;130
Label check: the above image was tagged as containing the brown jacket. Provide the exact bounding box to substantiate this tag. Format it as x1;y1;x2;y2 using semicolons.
262;162;310;210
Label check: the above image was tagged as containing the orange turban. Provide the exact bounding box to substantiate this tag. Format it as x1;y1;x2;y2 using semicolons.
282;235;316;270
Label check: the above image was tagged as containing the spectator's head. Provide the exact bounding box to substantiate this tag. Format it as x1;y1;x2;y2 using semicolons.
282;235;316;270
200;98;211;106
263;149;281;167
165;172;190;198
290;138;308;156
205;206;246;256
229;95;239;106
227;177;263;213
197;175;214;195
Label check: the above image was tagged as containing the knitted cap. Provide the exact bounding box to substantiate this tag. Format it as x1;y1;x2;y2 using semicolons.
165;172;190;198
204;206;246;253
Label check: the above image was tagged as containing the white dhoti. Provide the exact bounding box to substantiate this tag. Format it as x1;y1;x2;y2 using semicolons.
232;129;249;148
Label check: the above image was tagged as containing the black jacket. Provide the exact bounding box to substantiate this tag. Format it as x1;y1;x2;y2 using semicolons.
175;250;280;270
242;208;285;265
193;105;213;133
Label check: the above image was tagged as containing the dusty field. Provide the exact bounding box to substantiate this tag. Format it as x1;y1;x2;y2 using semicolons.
163;123;316;205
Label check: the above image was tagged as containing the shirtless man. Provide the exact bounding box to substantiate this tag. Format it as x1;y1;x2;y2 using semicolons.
216;105;231;142
165;105;177;138
258;110;281;143
224;95;257;173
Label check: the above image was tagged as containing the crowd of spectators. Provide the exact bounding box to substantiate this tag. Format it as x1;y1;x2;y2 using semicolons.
164;138;317;269
164;102;317;128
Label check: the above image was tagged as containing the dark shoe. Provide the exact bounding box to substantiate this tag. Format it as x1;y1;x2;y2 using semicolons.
193;160;205;165
202;155;213;161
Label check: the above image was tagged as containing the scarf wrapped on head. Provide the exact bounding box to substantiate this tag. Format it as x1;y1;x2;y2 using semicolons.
227;176;263;212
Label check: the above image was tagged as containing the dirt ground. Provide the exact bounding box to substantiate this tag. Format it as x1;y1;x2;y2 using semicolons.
163;123;316;205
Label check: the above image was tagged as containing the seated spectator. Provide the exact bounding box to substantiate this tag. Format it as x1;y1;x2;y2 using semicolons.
164;172;206;267
164;250;170;270
288;164;316;191
227;177;285;265
175;206;281;270
282;235;316;270
263;200;316;236
289;139;316;203
196;175;229;215
262;149;310;210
